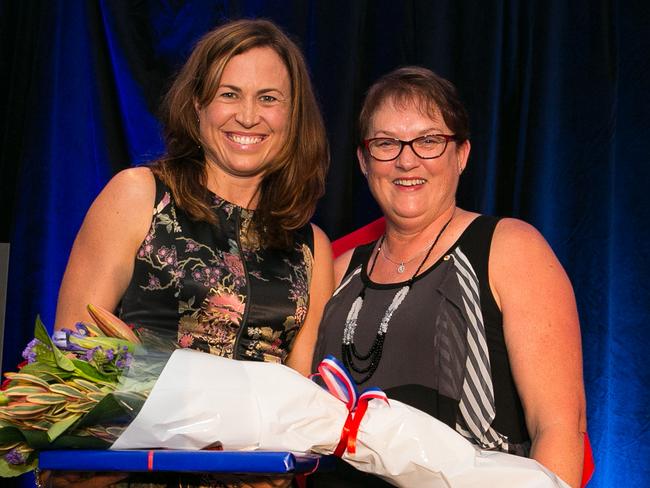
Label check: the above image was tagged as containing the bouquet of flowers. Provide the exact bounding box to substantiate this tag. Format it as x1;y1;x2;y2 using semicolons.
0;305;165;477
0;307;570;487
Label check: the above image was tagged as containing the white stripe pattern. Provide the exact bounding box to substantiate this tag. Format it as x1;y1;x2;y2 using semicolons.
334;266;361;297
452;247;508;450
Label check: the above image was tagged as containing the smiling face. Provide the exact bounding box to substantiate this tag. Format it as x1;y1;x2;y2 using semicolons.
358;97;470;228
196;46;291;203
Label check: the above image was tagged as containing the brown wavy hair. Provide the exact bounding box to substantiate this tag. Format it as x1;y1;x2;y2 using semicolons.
358;66;470;145
150;19;329;249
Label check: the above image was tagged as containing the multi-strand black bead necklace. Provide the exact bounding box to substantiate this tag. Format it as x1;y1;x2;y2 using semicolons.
341;213;454;384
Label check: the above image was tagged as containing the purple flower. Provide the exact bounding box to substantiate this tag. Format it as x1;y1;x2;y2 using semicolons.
51;330;91;352
5;448;25;465
51;330;68;349
21;338;41;363
74;322;90;336
123;352;133;367
116;351;133;369
85;347;100;362
105;348;115;361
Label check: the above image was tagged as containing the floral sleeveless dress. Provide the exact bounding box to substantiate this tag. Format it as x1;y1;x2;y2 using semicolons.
119;174;314;364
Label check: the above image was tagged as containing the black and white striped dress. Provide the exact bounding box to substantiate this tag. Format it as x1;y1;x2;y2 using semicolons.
311;215;530;487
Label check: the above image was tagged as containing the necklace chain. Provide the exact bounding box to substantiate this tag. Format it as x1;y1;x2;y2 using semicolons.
342;211;455;384
381;234;442;274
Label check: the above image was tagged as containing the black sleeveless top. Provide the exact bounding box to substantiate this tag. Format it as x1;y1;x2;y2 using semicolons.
311;216;529;487
119;174;314;364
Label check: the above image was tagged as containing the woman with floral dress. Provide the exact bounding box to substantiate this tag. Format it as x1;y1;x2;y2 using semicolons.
49;19;333;488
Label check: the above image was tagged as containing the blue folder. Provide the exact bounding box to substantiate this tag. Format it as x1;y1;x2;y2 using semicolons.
39;450;334;474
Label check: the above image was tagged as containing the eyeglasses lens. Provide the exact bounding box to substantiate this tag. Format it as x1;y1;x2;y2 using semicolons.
368;136;448;161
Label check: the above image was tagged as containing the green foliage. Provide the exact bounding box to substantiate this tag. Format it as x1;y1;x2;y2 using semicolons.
0;314;152;477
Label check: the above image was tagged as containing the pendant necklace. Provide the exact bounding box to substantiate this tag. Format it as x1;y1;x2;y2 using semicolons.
342;211;455;384
381;236;440;274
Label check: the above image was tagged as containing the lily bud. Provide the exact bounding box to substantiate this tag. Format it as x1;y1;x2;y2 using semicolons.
86;304;140;344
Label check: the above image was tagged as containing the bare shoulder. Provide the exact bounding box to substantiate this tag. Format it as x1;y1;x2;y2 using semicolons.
54;167;157;330
79;167;157;253
310;223;333;252
88;167;155;228
333;248;355;287
308;223;334;284
491;217;554;261
494;216;546;243
490;217;572;306
99;166;155;206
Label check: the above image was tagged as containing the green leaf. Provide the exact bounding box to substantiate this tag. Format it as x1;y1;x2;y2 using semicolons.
0;425;26;444
0;424;109;451
71;359;115;384
3;373;50;389
2;402;50;418
64;401;96;413
71;378;102;392
68;335;134;352
48;384;83;399
34;316;75;372
19;429;51;450
75;391;146;429
0;453;37;478
47;413;82;442
19;362;73;380
24;393;67;405
48;433;110;449
2;385;48;397
28;420;53;431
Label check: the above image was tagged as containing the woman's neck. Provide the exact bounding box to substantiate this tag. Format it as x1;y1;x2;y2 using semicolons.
383;205;458;259
205;164;261;209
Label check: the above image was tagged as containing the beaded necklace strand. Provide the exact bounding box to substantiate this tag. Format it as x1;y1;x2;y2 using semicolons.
342;212;455;384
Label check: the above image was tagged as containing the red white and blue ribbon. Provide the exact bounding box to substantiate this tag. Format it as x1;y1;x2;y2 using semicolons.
310;355;389;456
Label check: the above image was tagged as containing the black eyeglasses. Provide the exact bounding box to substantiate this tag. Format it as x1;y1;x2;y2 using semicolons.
363;134;458;161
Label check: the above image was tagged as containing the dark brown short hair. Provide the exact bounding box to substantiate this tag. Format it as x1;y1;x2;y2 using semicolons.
359;66;470;144
151;19;329;248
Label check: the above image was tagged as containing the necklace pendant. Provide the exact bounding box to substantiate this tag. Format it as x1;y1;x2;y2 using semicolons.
397;262;405;273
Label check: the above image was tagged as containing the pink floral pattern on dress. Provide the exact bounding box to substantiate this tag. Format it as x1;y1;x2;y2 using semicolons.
127;185;314;364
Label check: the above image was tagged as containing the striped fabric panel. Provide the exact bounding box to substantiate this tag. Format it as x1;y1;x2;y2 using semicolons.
452;247;508;450
334;266;362;297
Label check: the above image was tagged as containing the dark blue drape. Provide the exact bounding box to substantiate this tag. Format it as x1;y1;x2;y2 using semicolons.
1;1;649;486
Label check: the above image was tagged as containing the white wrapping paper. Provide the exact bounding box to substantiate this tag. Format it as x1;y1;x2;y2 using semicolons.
112;349;569;488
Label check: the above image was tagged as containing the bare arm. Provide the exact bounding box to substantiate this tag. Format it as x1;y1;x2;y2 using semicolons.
54;167;155;331
285;224;334;375
491;218;586;488
333;248;354;287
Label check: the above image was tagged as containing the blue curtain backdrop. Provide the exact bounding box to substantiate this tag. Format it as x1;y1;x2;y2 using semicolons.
1;1;649;486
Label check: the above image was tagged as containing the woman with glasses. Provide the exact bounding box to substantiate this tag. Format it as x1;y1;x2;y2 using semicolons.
312;67;586;487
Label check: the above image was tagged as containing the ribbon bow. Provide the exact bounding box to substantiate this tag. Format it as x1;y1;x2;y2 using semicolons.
311;355;389;456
